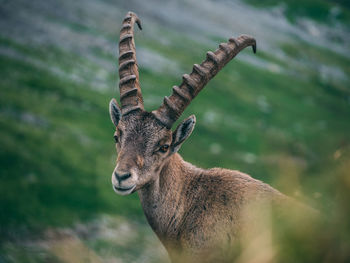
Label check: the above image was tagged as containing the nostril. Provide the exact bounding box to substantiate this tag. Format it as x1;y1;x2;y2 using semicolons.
122;173;131;180
114;172;121;182
114;172;131;182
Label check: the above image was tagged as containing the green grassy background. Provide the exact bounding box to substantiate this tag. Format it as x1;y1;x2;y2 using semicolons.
0;0;349;262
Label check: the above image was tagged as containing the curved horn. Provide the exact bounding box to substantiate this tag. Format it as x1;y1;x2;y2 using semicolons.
119;12;143;115
152;35;256;128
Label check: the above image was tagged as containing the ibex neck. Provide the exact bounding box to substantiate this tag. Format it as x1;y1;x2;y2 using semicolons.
138;153;197;245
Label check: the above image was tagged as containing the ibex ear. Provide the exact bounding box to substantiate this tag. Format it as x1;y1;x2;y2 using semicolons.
109;99;121;127
171;115;196;153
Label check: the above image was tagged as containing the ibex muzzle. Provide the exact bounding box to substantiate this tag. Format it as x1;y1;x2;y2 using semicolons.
108;12;315;263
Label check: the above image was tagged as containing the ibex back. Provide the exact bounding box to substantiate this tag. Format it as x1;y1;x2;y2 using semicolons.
109;12;310;263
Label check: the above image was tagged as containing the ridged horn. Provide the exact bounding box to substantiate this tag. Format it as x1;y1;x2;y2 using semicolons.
119;12;143;115
152;34;256;128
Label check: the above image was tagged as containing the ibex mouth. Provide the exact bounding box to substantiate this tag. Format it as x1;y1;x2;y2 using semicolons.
113;184;136;195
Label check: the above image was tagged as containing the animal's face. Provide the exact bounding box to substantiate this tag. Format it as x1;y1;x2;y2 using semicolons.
109;99;195;195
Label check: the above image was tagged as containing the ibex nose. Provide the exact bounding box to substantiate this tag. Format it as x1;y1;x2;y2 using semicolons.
114;171;131;183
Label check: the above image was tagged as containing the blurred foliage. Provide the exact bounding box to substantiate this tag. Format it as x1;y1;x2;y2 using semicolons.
0;39;145;236
244;0;350;24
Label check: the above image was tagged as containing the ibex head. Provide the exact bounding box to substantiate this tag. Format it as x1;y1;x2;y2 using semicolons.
109;12;256;195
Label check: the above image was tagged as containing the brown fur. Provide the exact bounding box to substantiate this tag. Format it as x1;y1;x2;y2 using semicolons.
138;153;287;262
108;110;313;262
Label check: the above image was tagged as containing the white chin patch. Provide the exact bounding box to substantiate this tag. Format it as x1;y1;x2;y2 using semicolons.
112;184;136;196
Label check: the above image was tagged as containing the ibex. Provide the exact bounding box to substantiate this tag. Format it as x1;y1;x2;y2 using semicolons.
109;12;313;262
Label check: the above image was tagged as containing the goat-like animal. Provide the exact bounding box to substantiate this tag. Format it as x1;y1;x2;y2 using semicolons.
109;12;310;263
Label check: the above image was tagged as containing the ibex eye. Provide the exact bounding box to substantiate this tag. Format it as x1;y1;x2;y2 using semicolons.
159;145;169;153
113;135;118;143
